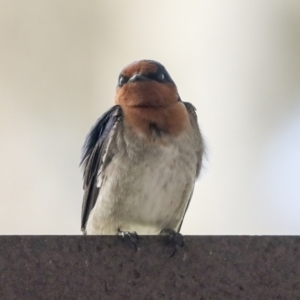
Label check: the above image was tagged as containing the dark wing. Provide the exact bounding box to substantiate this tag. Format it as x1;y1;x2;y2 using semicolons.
183;101;204;176
177;102;204;232
80;105;122;232
177;189;195;233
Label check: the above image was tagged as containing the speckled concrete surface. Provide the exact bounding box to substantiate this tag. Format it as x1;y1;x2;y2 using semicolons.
0;236;299;299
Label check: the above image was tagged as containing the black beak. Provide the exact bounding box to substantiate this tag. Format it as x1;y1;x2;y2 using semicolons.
128;74;149;83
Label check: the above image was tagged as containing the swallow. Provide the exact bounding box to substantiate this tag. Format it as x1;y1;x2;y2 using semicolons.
80;60;204;247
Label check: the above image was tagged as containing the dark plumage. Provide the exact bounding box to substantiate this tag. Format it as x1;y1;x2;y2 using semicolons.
81;106;122;231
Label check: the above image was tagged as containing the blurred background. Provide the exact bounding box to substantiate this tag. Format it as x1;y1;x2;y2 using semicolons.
0;1;300;235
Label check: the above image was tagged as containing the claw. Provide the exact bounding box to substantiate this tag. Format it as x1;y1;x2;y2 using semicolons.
118;229;139;252
160;228;184;257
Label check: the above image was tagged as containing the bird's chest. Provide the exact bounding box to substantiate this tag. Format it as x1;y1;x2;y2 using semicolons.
116;125;195;192
99;130;196;232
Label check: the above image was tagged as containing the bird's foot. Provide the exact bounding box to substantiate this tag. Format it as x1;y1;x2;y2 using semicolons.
118;229;139;252
160;228;184;257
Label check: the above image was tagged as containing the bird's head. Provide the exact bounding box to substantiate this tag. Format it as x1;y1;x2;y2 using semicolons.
114;60;179;108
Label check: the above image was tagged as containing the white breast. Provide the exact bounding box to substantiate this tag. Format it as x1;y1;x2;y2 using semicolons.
86;128;198;235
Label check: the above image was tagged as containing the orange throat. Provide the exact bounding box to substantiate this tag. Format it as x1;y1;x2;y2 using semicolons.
120;103;189;139
115;79;190;139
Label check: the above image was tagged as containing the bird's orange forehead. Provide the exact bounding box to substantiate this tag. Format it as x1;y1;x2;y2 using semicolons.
122;61;158;77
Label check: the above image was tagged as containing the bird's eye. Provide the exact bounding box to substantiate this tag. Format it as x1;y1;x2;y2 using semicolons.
157;73;165;81
118;75;127;86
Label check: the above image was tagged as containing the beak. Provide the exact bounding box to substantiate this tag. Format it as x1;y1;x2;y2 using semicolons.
128;74;149;83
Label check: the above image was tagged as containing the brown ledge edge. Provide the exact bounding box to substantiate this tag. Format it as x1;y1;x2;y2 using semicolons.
0;236;299;299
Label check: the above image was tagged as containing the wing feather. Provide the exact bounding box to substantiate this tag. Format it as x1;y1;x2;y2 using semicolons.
177;102;204;232
80;105;122;232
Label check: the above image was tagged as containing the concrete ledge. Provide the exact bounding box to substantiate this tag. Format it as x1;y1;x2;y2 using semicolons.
0;236;299;299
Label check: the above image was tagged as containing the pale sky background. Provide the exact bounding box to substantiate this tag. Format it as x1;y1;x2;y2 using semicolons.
0;1;300;235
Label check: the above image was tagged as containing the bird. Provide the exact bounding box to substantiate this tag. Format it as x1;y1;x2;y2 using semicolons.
80;60;204;247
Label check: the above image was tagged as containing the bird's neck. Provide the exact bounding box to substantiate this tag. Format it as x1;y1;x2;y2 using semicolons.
122;102;190;139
